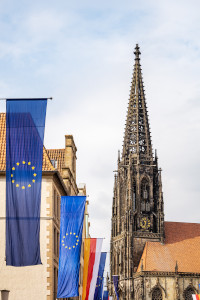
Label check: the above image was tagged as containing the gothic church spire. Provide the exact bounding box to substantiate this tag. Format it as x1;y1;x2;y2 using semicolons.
110;46;164;299
122;44;153;164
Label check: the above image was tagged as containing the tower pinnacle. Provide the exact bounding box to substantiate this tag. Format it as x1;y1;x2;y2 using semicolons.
122;44;153;164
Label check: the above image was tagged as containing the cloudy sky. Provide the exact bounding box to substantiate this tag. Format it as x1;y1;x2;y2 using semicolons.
1;0;200;273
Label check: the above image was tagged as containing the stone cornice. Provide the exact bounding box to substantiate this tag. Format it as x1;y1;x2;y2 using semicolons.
133;271;200;279
133;231;162;239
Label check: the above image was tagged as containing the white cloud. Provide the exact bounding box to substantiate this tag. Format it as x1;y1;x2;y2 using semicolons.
1;0;200;275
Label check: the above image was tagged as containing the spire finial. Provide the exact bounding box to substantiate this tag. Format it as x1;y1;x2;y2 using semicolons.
134;44;141;61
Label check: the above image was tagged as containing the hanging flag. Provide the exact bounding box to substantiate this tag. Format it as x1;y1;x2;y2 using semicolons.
192;295;200;300
103;291;112;300
6;99;47;266
82;238;103;300
57;196;86;298
103;291;108;300
96;277;104;300
94;252;107;300
113;275;119;300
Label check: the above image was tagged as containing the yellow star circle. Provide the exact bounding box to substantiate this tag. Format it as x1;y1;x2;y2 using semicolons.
10;161;37;189
62;232;80;250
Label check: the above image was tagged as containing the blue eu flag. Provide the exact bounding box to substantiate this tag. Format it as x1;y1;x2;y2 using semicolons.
6;99;47;266
57;196;86;298
95;277;104;300
94;252;107;300
103;291;108;300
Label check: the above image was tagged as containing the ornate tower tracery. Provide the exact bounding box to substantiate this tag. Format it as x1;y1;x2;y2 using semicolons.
110;45;165;300
122;45;153;164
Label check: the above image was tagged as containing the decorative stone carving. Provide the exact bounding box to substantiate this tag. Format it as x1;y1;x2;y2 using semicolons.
183;282;198;299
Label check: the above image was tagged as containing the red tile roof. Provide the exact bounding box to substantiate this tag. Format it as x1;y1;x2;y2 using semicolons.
137;221;200;273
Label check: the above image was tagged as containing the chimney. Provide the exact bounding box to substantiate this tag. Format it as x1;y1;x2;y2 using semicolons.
64;135;77;182
62;135;78;195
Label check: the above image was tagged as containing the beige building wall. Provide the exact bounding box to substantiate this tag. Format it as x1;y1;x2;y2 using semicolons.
45;174;67;300
0;176;55;300
0;173;70;300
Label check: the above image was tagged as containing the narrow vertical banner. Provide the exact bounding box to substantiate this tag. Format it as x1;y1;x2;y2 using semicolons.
103;291;108;300
113;275;119;300
6;99;47;266
57;196;86;298
98;278;104;300
94;252;107;300
82;238;103;300
103;292;112;300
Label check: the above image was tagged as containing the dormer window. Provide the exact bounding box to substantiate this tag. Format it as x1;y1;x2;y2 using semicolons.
51;159;58;169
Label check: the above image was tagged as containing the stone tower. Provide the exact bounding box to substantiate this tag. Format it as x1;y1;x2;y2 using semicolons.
109;45;165;299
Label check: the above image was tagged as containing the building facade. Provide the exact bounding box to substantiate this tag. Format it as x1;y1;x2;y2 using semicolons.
109;46;200;300
0;114;89;300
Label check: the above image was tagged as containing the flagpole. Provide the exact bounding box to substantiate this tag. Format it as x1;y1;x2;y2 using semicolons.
83;237;106;239
0;98;53;100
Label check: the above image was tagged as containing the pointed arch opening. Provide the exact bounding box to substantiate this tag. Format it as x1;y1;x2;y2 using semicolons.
140;177;150;212
184;286;195;300
152;287;162;300
132;179;136;211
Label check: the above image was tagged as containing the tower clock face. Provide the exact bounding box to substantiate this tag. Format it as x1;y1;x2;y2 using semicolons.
140;217;150;230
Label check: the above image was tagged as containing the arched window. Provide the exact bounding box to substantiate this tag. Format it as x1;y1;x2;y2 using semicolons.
132;180;136;211
152;288;162;300
184;287;195;300
141;178;150;212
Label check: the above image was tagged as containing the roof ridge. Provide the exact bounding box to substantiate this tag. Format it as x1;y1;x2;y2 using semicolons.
165;221;200;225
145;241;148;270
136;241;148;272
44;146;55;170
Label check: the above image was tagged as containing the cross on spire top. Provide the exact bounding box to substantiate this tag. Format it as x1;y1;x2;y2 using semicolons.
134;44;141;61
